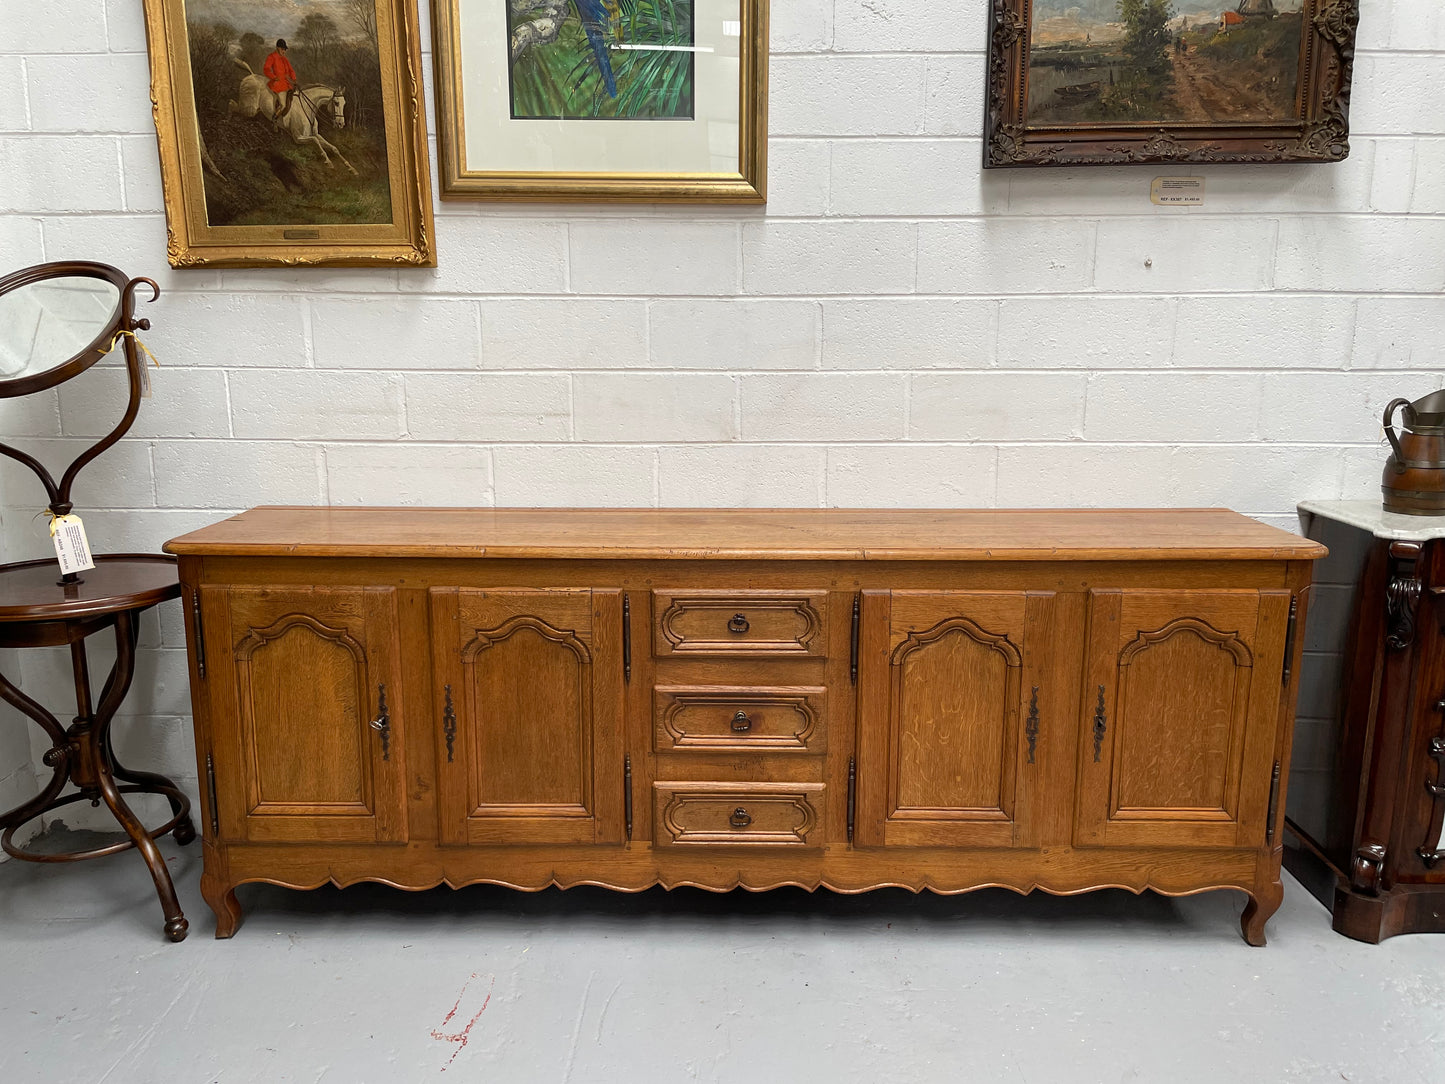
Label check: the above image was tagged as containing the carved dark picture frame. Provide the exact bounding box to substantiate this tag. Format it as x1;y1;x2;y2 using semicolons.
984;0;1360;168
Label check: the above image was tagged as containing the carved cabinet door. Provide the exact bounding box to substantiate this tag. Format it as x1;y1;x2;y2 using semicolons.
1074;589;1291;849
202;586;407;844
430;588;625;845
855;590;1055;848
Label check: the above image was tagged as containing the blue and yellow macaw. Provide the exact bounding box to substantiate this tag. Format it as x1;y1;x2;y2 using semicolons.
572;0;618;97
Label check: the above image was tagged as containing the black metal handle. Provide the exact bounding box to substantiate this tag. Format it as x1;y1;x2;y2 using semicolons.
369;683;390;761
1092;685;1107;763
731;710;752;732
729;807;752;828
1025;685;1039;765
727;613;750;634
442;684;457;764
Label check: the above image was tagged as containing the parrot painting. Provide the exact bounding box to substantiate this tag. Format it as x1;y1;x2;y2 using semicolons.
571;0;618;98
508;0;692;119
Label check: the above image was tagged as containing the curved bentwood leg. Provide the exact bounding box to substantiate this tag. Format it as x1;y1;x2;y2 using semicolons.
100;616;195;845
0;668;71;845
92;613;188;942
98;621;194;845
1241;879;1284;947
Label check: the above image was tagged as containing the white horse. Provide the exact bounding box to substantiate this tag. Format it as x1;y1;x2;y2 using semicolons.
228;60;356;174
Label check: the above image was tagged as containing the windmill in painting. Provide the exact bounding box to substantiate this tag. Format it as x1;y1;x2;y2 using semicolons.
1027;0;1304;126
508;0;696;120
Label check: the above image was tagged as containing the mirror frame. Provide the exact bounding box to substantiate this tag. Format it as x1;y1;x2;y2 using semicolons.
0;261;156;399
0;261;159;534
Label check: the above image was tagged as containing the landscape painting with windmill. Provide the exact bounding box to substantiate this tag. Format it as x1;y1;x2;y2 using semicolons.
182;0;393;227
506;1;696;120
1027;0;1303;125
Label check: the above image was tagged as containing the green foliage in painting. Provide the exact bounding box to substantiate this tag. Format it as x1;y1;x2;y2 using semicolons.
1093;0;1174;119
1117;0;1175;77
509;0;695;120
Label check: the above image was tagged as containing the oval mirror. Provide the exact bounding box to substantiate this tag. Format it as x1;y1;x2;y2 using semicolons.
0;263;129;398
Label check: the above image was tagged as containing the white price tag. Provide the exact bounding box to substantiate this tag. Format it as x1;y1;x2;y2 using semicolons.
1150;176;1205;206
51;514;96;574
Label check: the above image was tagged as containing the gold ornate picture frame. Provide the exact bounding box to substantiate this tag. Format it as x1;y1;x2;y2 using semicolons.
985;0;1360;168
431;0;768;202
142;0;435;267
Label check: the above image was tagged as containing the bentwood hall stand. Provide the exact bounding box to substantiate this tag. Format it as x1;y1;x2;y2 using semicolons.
165;507;1322;944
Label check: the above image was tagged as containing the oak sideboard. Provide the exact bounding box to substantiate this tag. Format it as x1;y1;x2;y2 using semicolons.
164;508;1323;943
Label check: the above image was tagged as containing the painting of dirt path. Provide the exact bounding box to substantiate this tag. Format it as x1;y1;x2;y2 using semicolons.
1027;1;1303;126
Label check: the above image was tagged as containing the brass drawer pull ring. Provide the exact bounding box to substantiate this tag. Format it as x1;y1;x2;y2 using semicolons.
731;710;752;732
727;613;750;634
729;807;752;828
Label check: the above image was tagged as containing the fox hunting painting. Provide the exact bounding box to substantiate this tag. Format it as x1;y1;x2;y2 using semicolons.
985;0;1360;167
431;0;768;202
141;0;434;266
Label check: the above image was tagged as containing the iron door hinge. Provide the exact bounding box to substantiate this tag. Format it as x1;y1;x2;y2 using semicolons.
1282;596;1298;686
192;590;207;679
850;593;860;684
622;594;631;684
1266;760;1281;845
624;754;633;842
847;755;857;844
205;752;219;837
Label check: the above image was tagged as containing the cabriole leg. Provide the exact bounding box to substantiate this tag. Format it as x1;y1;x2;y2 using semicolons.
1241;879;1283;947
202;872;243;939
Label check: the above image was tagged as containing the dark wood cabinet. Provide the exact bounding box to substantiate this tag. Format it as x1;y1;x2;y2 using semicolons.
1288;502;1445;941
168;508;1319;944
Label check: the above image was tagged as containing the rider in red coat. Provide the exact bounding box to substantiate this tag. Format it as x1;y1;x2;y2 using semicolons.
263;39;297;121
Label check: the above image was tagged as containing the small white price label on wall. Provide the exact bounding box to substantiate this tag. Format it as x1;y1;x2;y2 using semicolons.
1150;176;1205;206
50;514;96;575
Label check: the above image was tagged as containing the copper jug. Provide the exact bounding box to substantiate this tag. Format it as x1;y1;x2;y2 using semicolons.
1382;390;1445;514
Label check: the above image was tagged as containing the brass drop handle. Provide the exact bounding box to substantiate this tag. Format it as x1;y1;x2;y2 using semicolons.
729;807;752;828
731;710;752;732
727;613;750;634
369;683;391;762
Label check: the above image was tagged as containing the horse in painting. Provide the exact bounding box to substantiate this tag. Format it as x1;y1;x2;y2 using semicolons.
228;60;357;175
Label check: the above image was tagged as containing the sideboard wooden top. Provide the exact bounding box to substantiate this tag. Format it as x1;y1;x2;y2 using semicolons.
163;507;1325;562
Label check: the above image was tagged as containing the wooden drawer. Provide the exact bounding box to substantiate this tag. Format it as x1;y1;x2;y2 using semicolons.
654;685;827;754
653;591;827;658
654;782;825;847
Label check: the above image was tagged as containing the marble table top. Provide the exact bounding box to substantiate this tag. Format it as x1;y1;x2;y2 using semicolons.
1298;499;1445;541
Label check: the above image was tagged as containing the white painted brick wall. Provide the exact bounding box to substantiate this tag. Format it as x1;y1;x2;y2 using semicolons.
0;0;1441;827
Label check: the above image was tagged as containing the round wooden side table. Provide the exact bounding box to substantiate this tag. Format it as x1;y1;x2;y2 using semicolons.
0;554;195;941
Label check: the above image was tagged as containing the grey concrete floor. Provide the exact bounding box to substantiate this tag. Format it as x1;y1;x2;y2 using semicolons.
0;829;1441;1083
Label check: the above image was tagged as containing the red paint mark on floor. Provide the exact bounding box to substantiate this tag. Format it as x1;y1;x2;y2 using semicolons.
430;972;495;1070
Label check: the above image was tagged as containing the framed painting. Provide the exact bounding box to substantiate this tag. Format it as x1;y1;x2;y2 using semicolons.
142;0;435;267
985;0;1360;167
430;0;768;202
